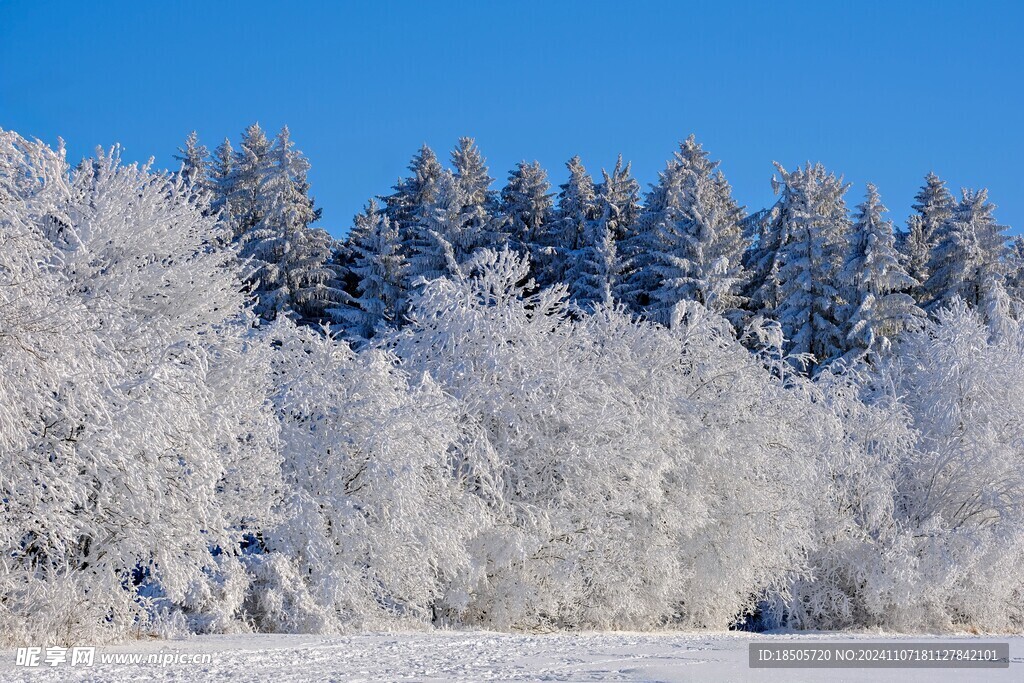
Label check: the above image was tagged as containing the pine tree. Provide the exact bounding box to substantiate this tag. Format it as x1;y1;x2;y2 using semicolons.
499;160;554;274
840;184;924;356
618;158;686;312
338;200;407;340
903;172;955;288
404;170;464;289
449;137;494;261
647;137;747;320
771;163;852;370
173;131;210;204
923;188;1009;312
208;137;235;227
543;156;598;287
383;144;444;243
240;126;338;323
566;157;638;310
451;137;495;210
902;214;931;292
1004;236;1024;306
229;123;274;242
912;172;955;246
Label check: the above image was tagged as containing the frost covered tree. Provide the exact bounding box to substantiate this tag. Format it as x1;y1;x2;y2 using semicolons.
249;320;494;632
646;137;747;321
451;136;495;211
1004;236;1024;306
770;163;852;369
338;200;407;340
449;137;495;260
208;137;235;226
402;170;465;290
498;160;554;266
0;130;280;643
225;123;273;242
618;156;687;312
565;191;618;310
173;130;210;204
541;156;597;287
922;188;1008;312
384;144;444;243
393;249;821;630
239;126;339;323
840;184;924;357
565;158;637;310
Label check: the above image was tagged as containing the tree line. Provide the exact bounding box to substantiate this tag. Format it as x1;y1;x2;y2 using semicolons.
177;124;1019;373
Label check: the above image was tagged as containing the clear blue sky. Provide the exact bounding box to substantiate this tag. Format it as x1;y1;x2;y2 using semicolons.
2;1;1021;237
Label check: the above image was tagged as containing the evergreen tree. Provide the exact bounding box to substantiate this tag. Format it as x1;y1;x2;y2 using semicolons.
1004;236;1024;306
771;163;852;370
173;130;210;204
208;137;235;227
499;160;554;272
923;188;1009;312
566;157;639;310
240;126;338;323
449;137;494;260
451;137;495;210
840;184;924;356
903;172;955;288
404;170;464;289
902;214;931;292
338;200;407;340
383;144;444;243
229;122;274;242
912;172;955;246
646;137;747;320
618;158;686;312
544;156;597;287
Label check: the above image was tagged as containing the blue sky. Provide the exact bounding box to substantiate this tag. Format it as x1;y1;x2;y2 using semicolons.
2;1;1021;237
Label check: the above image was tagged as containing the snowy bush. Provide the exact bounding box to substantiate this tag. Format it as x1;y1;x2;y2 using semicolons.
0;131;280;644
253;320;497;632
392;250;821;630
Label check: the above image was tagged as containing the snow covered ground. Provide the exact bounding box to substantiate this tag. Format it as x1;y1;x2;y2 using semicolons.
2;631;1021;682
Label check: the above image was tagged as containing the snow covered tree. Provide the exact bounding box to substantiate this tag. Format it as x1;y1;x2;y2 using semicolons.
564;158;637;310
448;137;495;261
403;170;465;290
250;320;494;632
646;137;747;321
770;162;852;370
226;122;273;242
498;160;554;269
618;157;687;312
384;144;444;244
0;131;281;643
208;137;235;227
540;156;597;287
922;188;1009;312
912;172;955;248
393;249;821;630
239;126;339;323
173;130;210;205
1004;236;1024;306
338;200;408;340
840;184;924;357
451;136;495;211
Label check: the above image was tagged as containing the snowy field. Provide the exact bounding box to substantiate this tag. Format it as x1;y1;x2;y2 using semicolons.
2;631;1021;682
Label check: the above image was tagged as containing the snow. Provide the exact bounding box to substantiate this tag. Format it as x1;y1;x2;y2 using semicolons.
3;631;1021;682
